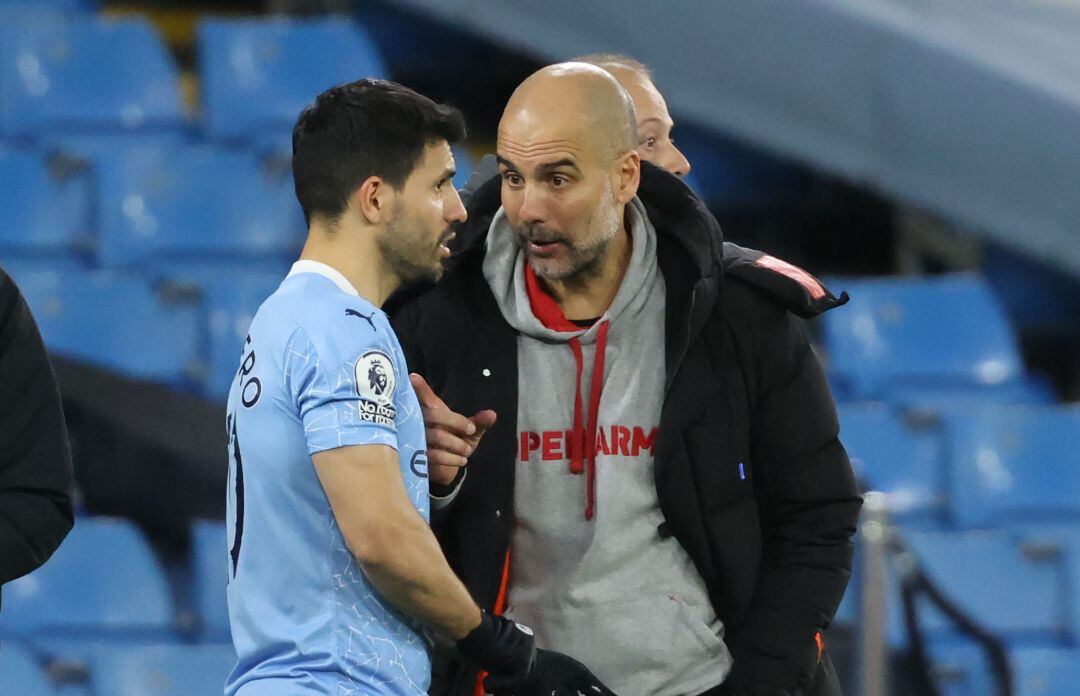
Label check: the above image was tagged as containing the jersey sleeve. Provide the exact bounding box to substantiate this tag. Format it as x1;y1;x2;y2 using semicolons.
283;325;400;455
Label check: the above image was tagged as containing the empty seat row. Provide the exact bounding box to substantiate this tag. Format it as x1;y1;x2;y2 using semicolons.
1;262;289;394
0;517;229;646
0;137;477;266
0;640;235;695
839;402;1080;529
823;274;1054;405
0;142;305;265
0;16;387;142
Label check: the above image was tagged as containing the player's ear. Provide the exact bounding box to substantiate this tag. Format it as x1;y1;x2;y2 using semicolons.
354;175;394;225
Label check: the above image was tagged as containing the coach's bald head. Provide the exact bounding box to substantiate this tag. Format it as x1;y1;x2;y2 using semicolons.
496;63;641;283
500;62;637;164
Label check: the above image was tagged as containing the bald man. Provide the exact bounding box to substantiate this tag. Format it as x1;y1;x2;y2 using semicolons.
392;64;859;696
573;54;692;177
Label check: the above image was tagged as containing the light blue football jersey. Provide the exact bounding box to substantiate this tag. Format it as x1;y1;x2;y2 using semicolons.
224;261;432;696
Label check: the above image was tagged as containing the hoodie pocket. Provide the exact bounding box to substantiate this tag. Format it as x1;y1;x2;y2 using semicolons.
506;593;731;696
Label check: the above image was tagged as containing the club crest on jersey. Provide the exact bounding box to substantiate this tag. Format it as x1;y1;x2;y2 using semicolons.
355;351;397;426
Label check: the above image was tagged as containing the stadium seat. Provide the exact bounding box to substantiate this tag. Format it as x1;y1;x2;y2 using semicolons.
89;643;236;695
0;0;98;14
926;642;996;696
193;520;231;642
885;530;1068;646
198;18;387;142
945;406;1080;528
452;146;475;190
1012;647;1080;696
203;270;285;399
837;402;946;524
11;267;202;384
95;144;304;267
0;644;58;694
0;148;91;256
0;18;183;138
0;517;173;640
927;644;1080;696
821;274;1026;401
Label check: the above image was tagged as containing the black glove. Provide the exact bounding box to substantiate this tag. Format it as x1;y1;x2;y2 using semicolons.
455;612;617;696
485;648;618;696
456;611;537;679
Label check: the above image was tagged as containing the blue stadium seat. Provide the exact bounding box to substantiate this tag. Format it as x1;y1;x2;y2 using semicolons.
203;270;285;399
10;267;202;384
0;18;183;138
95;144;304;267
837;402;946;524
945;406;1080;528
193;520;231;642
0;643;67;694
886;530;1068;646
0;517;173;640
452;146;475;190
198;18;387;142
1012;647;1080;696
822;274;1026;401
881;378;1056;411
927;644;1080;696
89;643;236;695
0;0;98;13
0;148;91;256
927;642;996;696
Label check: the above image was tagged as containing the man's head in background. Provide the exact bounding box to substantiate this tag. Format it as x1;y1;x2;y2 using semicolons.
292;78;468;286
572;54;691;177
497;63;641;283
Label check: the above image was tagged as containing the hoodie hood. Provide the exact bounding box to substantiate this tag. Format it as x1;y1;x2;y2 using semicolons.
482;198;660;344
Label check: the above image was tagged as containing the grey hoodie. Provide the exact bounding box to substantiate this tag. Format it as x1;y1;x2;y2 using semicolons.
483;199;732;696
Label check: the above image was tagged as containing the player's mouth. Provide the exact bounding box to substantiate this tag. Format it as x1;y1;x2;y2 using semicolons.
437;230;455;257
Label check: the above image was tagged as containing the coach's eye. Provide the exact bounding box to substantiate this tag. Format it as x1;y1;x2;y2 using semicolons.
503;172;523;187
551;175;568;188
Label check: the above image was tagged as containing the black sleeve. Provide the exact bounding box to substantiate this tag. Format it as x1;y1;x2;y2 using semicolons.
0;270;75;586
729;303;862;696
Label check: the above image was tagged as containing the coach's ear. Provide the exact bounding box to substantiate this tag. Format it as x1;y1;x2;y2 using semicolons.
354;175;394;225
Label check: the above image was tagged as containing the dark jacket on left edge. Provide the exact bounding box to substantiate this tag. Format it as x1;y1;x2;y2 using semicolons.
390;163;861;696
0;268;75;608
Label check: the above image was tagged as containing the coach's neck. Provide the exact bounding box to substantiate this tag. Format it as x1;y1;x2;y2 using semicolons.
299;214;399;309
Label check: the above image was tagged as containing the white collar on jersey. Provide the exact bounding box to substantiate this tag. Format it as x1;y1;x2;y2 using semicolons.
286;260;360;297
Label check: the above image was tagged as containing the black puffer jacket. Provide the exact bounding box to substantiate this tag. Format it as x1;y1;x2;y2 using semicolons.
391;163;861;696
0;268;74;608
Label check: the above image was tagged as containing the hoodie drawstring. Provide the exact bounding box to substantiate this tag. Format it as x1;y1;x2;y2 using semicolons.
566;320;609;520
524;263;610;520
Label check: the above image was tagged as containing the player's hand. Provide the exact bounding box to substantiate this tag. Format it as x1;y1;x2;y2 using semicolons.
485;648;618;696
409;373;496;486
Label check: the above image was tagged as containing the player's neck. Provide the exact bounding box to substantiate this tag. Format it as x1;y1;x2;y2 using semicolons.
299;223;399;307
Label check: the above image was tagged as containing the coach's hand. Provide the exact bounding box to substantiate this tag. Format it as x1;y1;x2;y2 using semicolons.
456;612;617;696
485;648;618;696
410;373;496;486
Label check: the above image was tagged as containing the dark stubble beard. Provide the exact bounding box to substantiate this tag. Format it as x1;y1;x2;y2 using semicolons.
515;182;621;282
379;208;452;287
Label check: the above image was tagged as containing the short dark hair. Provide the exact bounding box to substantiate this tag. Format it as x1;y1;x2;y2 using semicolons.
291;78;466;225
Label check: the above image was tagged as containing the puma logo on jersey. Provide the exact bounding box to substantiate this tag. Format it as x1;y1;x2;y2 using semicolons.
345;308;376;331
